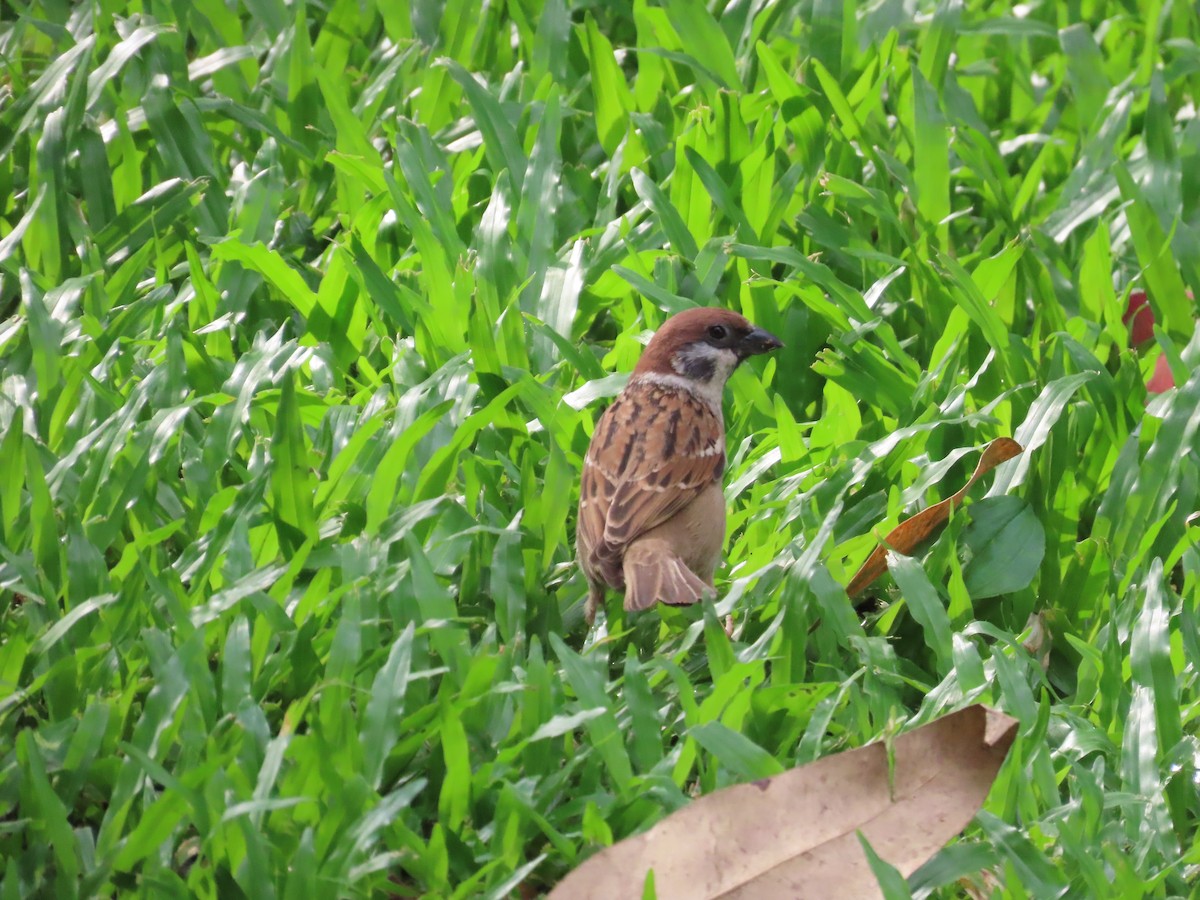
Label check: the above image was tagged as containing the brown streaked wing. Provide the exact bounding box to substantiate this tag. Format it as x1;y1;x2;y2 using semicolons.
577;442;617;584
592;383;725;554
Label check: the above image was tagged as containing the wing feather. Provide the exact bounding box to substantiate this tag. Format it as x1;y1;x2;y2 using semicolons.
577;381;724;587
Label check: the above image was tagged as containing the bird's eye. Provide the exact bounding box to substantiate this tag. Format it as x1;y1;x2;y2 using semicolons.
707;324;728;341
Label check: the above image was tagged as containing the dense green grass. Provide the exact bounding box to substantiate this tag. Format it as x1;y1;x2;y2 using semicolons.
2;0;1199;896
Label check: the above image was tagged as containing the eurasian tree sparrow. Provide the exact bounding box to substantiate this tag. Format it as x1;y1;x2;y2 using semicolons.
576;307;783;623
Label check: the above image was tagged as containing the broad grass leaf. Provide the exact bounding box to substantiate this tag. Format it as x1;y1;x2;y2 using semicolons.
30;593;118;655
520;85;564;325
810;57;863;142
551;706;1017;899
858;832;914;900
491;525;525;645
24;428;61;589
142;77;226;233
684;147;758;242
1130;559;1186;828
383;170;460;348
908;841;998;895
438;705;472;831
412;381;529;502
7;36;95;149
86;25;167;109
631;167;699;260
527;708;607;742
527;312;606;381
1116;165;1194;339
31;108;69;283
689;721;784;780
17;731;80;883
612;266;696;315
1060;24;1110;133
94;642;190;858
622;648;664;773
549;634;634;790
346;235;423;333
1044;92;1132;243
91;177;205;264
315;66;384;168
918;0;961;89
988;374;1093;497
483;854;550;900
888;553;952;671
809;0;855;83
911;68;950;245
365;400;453;532
1142;72;1183;231
959;496;1046;598
662;0;741;89
975;811;1068;896
361;624;415;790
393;121;464;260
934;253;1011;356
0;407;26;541
580;16;635;158
220;615;252;713
270;370;317;550
313;410;387;513
112;789;190;873
441;59;526;191
210;239;319;318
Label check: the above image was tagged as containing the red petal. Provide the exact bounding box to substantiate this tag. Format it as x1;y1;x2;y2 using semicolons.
1147;355;1175;394
1122;291;1156;346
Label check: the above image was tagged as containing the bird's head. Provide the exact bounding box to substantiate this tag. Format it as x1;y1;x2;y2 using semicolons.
632;307;783;399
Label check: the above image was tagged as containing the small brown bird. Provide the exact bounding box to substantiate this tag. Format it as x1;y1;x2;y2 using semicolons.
576;307;783;623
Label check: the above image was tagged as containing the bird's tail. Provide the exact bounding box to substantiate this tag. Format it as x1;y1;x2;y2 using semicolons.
623;541;715;612
584;581;605;625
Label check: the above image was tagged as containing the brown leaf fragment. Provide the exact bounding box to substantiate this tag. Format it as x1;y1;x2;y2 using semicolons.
550;705;1019;900
846;438;1023;597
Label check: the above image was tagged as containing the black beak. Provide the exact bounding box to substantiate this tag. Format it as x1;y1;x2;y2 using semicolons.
739;327;784;358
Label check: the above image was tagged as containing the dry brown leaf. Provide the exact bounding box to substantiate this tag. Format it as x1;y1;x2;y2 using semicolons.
550;705;1018;900
846;438;1023;598
1021;611;1051;671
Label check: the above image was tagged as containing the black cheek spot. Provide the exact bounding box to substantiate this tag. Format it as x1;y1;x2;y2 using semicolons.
681;355;716;381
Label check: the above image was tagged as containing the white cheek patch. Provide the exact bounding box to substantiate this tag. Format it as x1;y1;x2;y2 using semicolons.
712;348;739;381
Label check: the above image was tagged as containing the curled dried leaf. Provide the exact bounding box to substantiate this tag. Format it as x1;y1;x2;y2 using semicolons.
550;705;1018;900
847;438;1023;598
